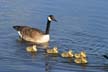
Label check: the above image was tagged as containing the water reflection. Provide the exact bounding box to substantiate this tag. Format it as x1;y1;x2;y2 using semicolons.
26;52;37;59
24;41;57;72
45;53;50;72
103;65;108;71
44;52;59;72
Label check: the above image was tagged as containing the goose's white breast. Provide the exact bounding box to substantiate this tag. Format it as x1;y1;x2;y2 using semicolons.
36;34;50;43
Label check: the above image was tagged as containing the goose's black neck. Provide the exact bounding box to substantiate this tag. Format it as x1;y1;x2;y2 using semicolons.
45;20;51;34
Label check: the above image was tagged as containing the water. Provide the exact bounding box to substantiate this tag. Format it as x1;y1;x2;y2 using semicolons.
0;0;108;72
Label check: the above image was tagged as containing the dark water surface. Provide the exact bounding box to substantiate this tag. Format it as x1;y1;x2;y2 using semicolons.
0;0;108;72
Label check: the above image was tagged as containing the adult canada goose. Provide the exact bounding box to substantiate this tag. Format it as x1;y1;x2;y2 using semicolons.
13;15;57;44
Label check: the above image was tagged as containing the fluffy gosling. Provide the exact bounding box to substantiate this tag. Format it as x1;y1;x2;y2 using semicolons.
74;51;87;58
74;53;81;58
80;51;86;58
61;50;73;58
74;58;81;64
74;57;88;64
26;45;37;53
46;47;58;54
81;57;88;64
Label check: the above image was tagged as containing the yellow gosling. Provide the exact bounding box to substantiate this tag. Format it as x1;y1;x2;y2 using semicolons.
81;57;88;64
74;58;88;64
47;47;58;54
26;45;37;53
74;58;81;64
80;51;86;58
61;50;73;58
74;53;81;58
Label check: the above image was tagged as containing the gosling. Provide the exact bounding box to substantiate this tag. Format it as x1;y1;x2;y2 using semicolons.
61;50;73;58
81;57;88;64
74;57;88;64
46;47;58;54
74;53;81;58
26;45;37;53
80;51;86;58
74;51;87;58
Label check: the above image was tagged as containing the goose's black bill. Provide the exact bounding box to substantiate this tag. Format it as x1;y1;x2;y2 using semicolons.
13;26;21;31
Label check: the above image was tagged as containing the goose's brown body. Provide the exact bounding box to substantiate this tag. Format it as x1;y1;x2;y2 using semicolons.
13;15;56;44
13;26;50;44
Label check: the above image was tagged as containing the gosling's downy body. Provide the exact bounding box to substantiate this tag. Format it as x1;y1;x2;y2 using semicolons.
80;51;86;58
74;53;81;58
46;47;58;54
74;57;88;64
26;45;37;52
74;51;88;64
81;57;88;64
74;58;81;64
61;50;73;58
74;51;87;58
13;15;57;44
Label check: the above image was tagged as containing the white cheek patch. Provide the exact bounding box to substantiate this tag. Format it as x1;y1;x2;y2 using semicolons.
18;31;22;38
48;17;52;21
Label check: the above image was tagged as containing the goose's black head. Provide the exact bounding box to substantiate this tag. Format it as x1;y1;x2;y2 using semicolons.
48;15;57;22
13;26;21;31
